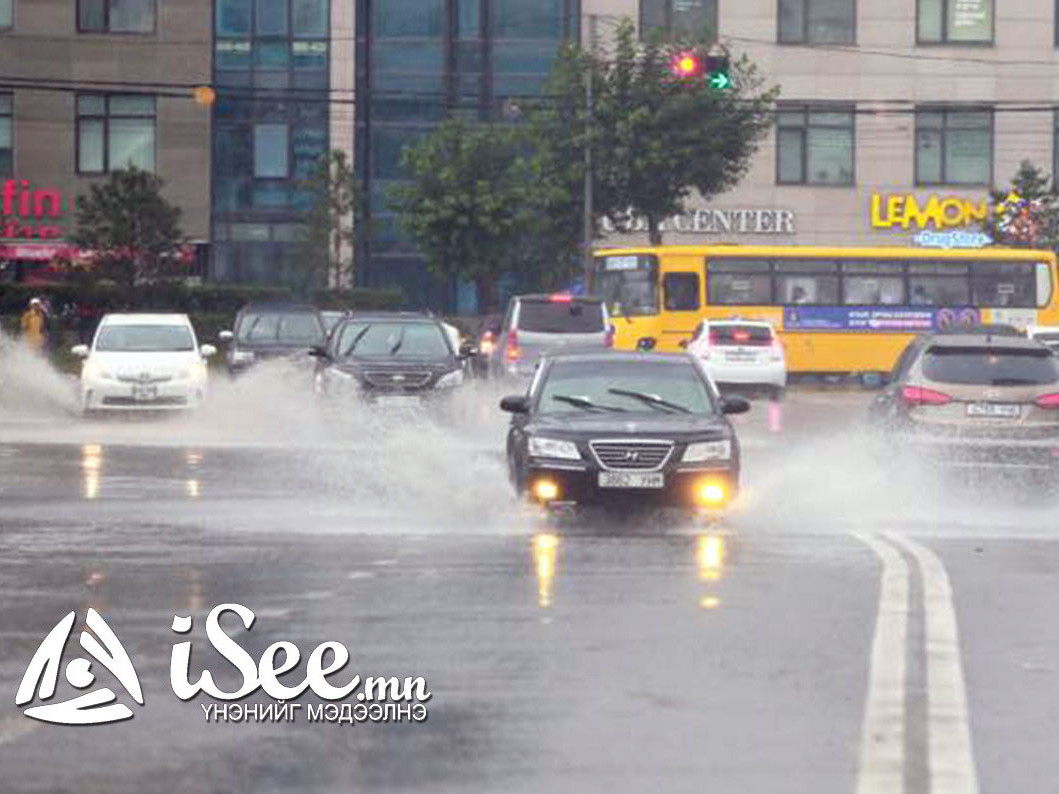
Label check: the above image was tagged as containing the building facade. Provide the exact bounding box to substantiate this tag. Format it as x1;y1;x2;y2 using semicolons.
592;0;1059;252
0;0;212;277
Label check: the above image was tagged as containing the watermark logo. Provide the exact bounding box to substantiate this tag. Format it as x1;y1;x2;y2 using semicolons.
15;609;143;725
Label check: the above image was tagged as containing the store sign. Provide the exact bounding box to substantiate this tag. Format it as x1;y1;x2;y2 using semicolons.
870;193;987;230
601;208;797;236
1;179;68;240
912;230;993;249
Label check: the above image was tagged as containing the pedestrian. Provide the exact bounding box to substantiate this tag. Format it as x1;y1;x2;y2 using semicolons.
19;297;49;353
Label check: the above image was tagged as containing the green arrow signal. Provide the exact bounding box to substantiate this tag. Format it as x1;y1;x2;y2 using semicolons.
708;72;730;90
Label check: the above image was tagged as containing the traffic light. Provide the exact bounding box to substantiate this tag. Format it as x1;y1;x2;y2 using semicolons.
669;52;731;89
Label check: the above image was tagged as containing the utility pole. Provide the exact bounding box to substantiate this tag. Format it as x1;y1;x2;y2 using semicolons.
582;13;599;291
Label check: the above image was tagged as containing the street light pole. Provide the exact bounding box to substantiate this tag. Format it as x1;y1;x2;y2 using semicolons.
582;13;598;292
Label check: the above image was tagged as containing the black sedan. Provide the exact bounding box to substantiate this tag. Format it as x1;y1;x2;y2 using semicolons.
312;312;473;404
501;351;749;512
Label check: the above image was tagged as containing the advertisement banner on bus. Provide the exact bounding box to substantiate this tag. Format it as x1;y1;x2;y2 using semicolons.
783;306;981;332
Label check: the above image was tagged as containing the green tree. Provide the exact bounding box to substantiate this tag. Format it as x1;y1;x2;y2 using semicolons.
983;160;1059;251
294;150;364;294
531;20;778;246
390;118;537;312
72;166;185;287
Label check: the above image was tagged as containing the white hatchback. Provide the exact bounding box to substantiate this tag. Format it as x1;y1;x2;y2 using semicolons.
73;313;216;413
685;319;786;399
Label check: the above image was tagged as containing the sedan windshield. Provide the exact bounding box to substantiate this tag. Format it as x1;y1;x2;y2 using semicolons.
95;325;194;352
538;360;715;415
237;312;325;346
335;321;451;359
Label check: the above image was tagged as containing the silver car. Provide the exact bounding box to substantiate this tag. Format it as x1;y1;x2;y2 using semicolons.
489;294;613;380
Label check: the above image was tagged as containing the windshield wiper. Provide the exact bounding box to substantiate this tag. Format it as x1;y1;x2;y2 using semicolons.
608;388;691;414
551;394;627;413
344;325;371;356
389;329;406;356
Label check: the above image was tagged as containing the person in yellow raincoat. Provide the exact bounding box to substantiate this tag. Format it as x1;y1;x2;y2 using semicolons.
19;298;49;352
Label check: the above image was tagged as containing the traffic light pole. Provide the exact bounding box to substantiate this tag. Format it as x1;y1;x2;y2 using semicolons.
582;13;598;292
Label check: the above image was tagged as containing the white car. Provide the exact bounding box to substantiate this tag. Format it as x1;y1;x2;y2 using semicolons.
685;319;786;400
73;313;216;413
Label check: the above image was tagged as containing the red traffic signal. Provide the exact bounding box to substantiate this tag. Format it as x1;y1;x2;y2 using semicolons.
671;52;703;79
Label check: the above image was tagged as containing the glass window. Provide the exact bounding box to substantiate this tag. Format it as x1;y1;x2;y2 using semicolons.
923;348;1059;386
777;274;840;304
217;0;252;34
915;107;992;185
843;276;905;305
641;0;718;38
908;275;971;305
0;94;11;177
494;0;562;38
77;94;155;173
918;0;993;43
254;123;289;177
0;0;11;28
79;0;156;32
708;272;773;304
663;273;701;311
375;0;443;37
456;0;479;38
516;300;606;333
776;106;854;185
538;360;715;416
292;0;327;37
256;0;289;35
779;0;854;44
970;262;1037;307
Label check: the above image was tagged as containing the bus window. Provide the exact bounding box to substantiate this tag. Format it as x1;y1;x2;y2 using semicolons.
663;273;700;311
908;276;970;306
844;275;905;305
970;262;1036;308
1037;262;1053;308
708;272;772;304
776;274;839;305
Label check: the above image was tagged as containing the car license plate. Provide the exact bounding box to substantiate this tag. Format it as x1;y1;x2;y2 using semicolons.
132;385;157;402
598;472;664;489
966;402;1020;418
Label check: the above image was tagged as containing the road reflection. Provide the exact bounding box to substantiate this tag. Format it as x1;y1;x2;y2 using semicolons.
696;532;726;610
533;533;558;608
81;443;103;500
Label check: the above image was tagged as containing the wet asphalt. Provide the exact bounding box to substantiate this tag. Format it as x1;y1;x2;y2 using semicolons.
0;382;1057;794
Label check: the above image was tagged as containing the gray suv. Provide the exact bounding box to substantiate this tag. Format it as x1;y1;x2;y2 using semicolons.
488;294;613;380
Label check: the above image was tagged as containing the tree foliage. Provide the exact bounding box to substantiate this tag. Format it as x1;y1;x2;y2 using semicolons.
983;160;1059;251
389;118;539;312
72;166;185;286
295;150;364;294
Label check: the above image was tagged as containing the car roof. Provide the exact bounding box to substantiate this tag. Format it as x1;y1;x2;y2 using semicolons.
238;302;320;313
341;311;435;321
514;293;602;303
101;313;190;325
543;350;694;365
924;334;1047;350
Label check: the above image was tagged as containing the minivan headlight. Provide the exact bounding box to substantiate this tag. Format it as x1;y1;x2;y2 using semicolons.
683;439;731;462
528;436;581;460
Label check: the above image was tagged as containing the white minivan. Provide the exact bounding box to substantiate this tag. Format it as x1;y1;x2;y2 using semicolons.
73;313;215;414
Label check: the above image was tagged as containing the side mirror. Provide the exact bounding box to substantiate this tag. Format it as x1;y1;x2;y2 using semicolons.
218;330;234;343
71;344;90;358
308;345;329;359
200;344;217;358
500;395;529;414
721;396;751;415
459;341;476;358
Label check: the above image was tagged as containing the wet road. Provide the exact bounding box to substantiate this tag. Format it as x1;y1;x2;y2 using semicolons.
0;385;1058;794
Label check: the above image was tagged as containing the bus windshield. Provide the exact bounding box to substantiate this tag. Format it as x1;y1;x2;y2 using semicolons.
594;255;659;317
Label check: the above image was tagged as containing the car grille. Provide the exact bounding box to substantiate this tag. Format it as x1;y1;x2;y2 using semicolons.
363;371;432;389
102;396;188;406
116;374;173;384
589;440;674;471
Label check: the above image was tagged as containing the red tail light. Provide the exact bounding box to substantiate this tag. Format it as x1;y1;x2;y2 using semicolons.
732;330;750;343
549;293;572;302
900;385;952;407
604;324;615;348
1035;393;1059;409
506;330;521;362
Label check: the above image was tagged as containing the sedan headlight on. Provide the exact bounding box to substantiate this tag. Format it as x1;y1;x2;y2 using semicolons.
682;439;732;463
436;369;464;389
528;436;581;460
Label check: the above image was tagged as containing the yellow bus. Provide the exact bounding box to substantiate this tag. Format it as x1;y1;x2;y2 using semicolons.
592;245;1059;374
